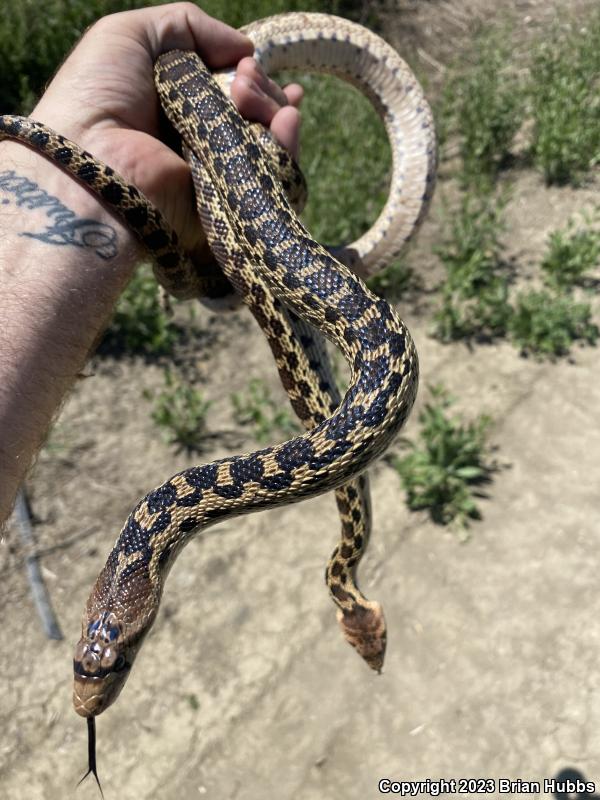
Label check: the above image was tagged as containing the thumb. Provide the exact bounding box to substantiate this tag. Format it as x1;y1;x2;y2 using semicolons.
118;2;254;67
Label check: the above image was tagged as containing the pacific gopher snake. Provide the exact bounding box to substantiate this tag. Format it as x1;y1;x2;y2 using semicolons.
0;11;435;785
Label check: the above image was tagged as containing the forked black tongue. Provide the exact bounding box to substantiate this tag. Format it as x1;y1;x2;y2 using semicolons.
77;717;104;798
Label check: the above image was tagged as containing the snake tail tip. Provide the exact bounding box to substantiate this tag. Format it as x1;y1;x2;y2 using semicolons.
336;602;387;673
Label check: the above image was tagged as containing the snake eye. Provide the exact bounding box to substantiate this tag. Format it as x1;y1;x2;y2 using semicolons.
107;625;119;642
114;655;127;672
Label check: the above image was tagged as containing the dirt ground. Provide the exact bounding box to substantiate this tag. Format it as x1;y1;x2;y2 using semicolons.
2;1;600;798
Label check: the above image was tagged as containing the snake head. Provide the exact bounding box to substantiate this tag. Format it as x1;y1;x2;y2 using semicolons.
73;611;133;717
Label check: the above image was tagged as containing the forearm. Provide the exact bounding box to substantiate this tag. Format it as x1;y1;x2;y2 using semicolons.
0;139;140;523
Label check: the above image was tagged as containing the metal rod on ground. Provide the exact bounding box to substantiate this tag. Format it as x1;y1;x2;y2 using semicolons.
13;488;63;640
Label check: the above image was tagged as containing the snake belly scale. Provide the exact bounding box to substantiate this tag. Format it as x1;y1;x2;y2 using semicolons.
0;13;435;729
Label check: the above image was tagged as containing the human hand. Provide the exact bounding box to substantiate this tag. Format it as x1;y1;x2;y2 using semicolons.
31;2;303;251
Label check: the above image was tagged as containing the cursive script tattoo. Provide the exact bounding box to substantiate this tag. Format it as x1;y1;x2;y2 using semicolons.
0;169;118;259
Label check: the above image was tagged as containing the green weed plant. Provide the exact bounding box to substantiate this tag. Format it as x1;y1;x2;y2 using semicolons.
433;195;511;341
394;386;493;532
540;218;600;290
509;290;598;358
103;267;179;355
231;378;299;443
439;27;524;188
145;369;211;450
529;14;600;185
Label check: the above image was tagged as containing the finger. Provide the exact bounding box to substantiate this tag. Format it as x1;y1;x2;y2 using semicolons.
230;74;282;128
283;83;304;108
236;57;289;107
231;72;302;159
231;64;303;127
270;106;302;161
120;2;253;67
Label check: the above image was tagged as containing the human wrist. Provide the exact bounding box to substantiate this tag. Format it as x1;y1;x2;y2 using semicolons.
0;137;141;522
0;136;140;285
30;96;122;178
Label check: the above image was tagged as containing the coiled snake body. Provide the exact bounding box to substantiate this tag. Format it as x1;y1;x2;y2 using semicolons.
0;10;435;775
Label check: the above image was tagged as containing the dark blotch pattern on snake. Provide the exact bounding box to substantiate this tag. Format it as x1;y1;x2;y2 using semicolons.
0;14;436;727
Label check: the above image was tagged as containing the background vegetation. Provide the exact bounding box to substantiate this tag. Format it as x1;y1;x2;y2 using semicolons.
5;0;600;529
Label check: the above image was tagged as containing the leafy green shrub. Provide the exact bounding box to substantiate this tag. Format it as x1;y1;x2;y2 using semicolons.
394;386;493;530
202;0;351;28
432;196;512;341
509;289;599;358
102;267;179;355
433;200;600;355
145;369;211;449
0;0;364;113
529;15;600;185
440;27;524;187
435;281;512;343
0;0;154;113
540;221;600;290
435;195;505;291
232;379;299;443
